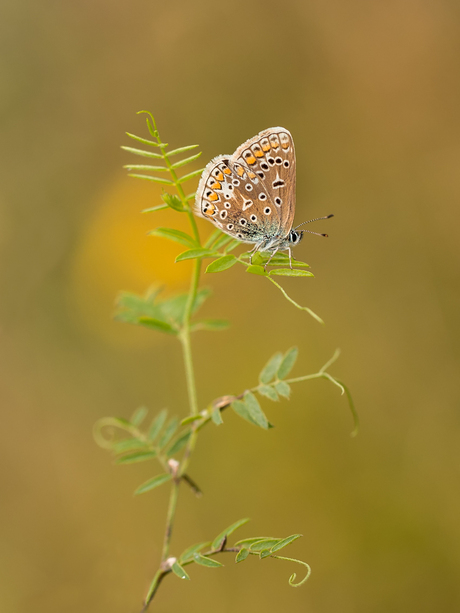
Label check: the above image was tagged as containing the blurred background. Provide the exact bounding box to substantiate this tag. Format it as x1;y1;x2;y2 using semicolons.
1;1;460;611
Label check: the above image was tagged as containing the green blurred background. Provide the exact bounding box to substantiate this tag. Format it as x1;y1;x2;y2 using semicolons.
1;1;460;611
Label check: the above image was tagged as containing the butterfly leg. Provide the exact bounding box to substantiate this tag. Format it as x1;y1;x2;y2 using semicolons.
288;247;293;269
248;241;264;264
264;248;279;271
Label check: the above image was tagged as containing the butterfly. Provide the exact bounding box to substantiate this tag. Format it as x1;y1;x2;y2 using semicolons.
194;127;333;269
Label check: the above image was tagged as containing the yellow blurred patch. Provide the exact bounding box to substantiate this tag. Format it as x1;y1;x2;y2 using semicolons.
68;176;203;346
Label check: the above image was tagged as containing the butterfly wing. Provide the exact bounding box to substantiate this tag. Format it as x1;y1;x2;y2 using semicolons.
195;154;281;244
194;127;296;244
232;127;296;237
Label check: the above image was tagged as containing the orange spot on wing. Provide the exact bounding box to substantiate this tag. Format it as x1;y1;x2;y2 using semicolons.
236;166;244;176
246;156;256;165
203;203;217;216
223;167;231;174
254;150;264;157
216;172;224;181
209;192;218;202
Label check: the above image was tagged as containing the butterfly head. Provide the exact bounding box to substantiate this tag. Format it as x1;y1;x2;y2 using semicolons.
288;229;304;246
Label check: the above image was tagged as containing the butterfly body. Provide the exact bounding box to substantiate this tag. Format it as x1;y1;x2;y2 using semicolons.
195;127;329;267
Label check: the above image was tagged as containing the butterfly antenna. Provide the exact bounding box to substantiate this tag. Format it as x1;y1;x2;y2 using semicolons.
295;214;334;231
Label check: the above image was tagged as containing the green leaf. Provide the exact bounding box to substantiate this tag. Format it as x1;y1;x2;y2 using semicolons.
123;164;168;172
112;438;148;454
161;192;185;212
224;239;241;253
275;381;291;398
142;204;169;214
134;473;172;495
246;264;267;276
235;548;249;563
268;269;314;277
211;518;250;551
138;111;158;139
234;536;274;547
179;541;211;563
170;152;202;169
180;415;203;426
244;392;269;429
277;347;299;379
249;539;281;552
231;399;258;426
260;549;272;559
212;406;223;425
121;145;163;159
270;534;302;553
191;319;230;332
204;229;223;249
176;248;216;262
138;317;177;335
206;255;237;273
250;252;264;266
177;168;205;184
171;561;190;580
131;406;148;426
115;451;157;464
258;385;279;402
127;174;173;185
148;409;168;441
167;144;200;157
149;227;197;248
245;252;310;268
212;234;234;251
158;417;179;449
115;289;161;324
166;430;191;456
259;352;283;384
192;287;212;313
193;553;223;567
125;132;163;147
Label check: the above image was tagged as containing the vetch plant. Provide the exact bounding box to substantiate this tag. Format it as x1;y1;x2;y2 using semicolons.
94;112;357;611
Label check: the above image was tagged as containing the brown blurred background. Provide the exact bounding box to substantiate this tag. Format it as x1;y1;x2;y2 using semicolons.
1;1;460;611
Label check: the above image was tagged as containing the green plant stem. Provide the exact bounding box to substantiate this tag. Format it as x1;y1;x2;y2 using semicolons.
140;113;204;610
162;478;180;561
179;259;201;417
142;568;165;612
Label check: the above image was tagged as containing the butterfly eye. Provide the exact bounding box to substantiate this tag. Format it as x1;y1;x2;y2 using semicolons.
275;157;283;165
283;160;290;168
